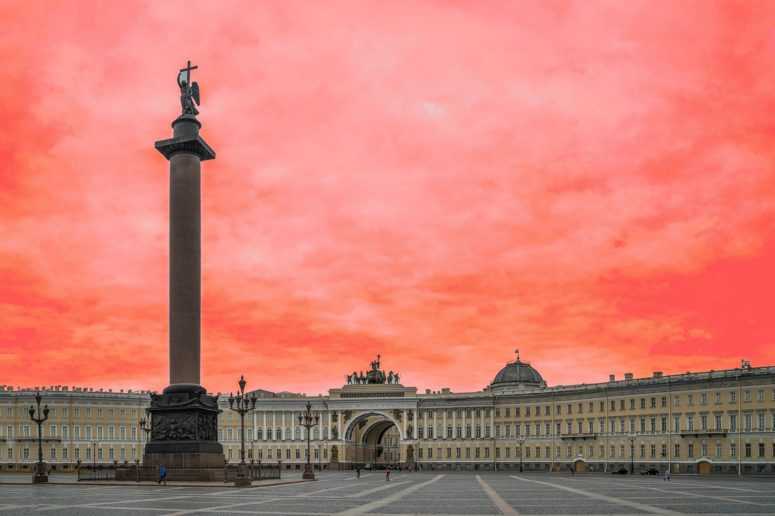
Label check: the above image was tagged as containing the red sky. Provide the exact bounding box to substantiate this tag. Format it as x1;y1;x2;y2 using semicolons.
2;1;775;395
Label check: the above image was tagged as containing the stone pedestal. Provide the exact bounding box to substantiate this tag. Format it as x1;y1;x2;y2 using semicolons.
142;384;224;481
234;463;251;487
32;462;48;484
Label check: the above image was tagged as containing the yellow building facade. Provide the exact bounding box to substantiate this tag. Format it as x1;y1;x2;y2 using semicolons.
2;357;774;475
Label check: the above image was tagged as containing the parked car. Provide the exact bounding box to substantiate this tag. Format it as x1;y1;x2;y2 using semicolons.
612;467;629;475
641;468;660;475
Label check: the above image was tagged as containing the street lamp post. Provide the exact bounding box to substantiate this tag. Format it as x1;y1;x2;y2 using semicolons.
92;441;97;470
298;401;320;480
139;414;152;446
138;411;152;480
28;392;50;483
628;433;636;475
517;437;525;473
228;375;257;487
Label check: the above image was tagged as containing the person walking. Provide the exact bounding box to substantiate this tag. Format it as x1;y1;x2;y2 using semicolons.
158;464;167;485
356;466;361;479
385;467;391;481
664;468;671;481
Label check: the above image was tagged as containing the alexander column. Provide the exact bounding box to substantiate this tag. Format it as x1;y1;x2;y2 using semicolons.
142;61;224;481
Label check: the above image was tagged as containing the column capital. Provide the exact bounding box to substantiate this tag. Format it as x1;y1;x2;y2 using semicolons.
155;115;216;161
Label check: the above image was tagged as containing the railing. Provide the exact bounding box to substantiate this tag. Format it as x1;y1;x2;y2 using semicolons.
224;462;281;481
77;464;117;481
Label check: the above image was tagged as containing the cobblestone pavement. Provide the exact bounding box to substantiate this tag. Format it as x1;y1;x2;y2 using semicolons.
1;471;774;515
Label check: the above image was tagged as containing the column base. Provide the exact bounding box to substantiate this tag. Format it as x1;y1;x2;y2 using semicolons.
234;463;251;487
142;384;225;482
33;463;48;483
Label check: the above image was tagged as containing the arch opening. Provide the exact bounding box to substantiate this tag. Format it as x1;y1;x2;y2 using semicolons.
343;412;401;468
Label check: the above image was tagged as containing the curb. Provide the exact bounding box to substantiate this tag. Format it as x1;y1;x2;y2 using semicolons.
0;479;310;488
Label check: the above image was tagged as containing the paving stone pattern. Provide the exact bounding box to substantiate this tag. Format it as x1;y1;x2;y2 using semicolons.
1;472;774;515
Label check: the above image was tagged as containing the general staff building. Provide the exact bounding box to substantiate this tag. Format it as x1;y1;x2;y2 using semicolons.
2;355;774;475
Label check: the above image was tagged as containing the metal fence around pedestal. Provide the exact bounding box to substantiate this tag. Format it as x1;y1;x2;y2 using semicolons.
77;465;117;481
224;462;281;481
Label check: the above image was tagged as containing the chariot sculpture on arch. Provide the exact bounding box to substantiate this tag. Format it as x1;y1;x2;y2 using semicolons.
345;355;400;384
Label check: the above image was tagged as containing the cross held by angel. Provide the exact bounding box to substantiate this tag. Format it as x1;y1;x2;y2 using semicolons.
177;60;201;116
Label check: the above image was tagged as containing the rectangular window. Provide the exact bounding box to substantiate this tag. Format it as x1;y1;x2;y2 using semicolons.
688;444;694;458
715;415;722;430
730;414;737;432
731;443;736;457
745;443;751;458
674;444;680;458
